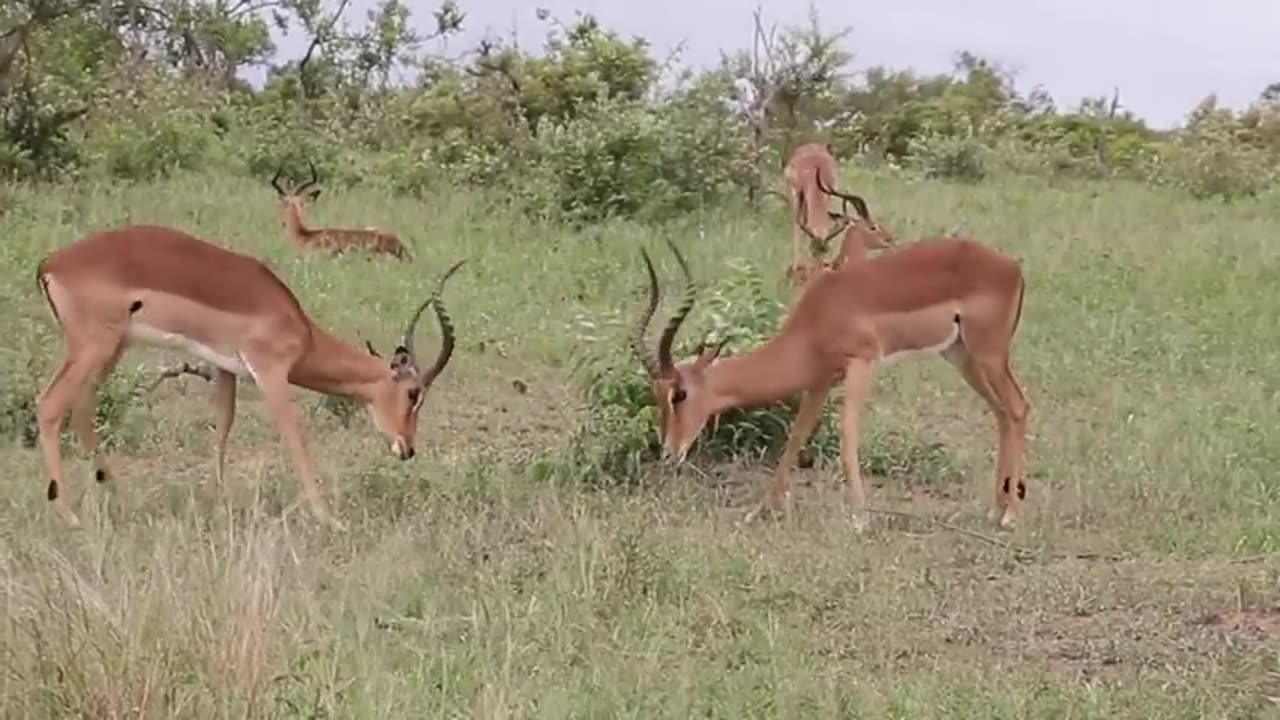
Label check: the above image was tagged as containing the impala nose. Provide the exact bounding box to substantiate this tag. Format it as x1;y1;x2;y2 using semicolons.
391;438;415;460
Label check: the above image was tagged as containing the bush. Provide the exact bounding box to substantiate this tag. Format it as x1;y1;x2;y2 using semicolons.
520;95;754;223
908;130;989;182
80;69;228;181
1158;138;1272;201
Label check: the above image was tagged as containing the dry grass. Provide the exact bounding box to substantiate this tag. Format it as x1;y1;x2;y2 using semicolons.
0;170;1277;718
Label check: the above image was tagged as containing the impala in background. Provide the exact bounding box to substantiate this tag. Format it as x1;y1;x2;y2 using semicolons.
272;160;412;261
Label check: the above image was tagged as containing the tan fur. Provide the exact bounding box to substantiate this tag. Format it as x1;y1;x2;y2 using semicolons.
632;234;1031;529
34;224;463;530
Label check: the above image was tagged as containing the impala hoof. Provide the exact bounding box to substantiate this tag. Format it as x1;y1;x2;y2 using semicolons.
312;509;348;532
849;512;867;533
56;506;82;528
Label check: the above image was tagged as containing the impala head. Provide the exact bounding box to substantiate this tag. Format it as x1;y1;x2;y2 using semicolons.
363;259;466;460
271;159;322;228
630;240;727;463
801;169;895;259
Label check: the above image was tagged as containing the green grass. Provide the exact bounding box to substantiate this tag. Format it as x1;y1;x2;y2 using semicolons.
1;169;1277;718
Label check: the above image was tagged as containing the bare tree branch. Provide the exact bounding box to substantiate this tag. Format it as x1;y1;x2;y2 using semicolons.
297;0;351;98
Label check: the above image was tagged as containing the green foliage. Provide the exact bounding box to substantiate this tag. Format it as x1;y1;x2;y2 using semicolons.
908;128;989;182
2;0;1278;198
80;67;230;180
519;93;753;223
1152;97;1276;200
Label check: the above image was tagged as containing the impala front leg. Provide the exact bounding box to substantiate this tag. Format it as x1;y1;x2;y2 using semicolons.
250;362;346;531
747;387;828;522
839;357;876;529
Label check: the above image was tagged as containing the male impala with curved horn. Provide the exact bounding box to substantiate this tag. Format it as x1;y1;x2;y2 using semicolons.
783;142;870;276
272;160;411;260
630;229;1031;528
784;171;896;288
34;224;464;529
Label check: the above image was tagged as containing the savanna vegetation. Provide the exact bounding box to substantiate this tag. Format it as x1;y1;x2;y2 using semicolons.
1;1;1278;717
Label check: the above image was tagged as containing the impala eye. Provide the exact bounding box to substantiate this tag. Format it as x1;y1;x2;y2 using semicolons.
408;388;421;405
671;388;687;405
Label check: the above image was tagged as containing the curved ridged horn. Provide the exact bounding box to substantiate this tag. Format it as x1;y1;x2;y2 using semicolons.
656;237;696;376
797;171;850;252
295;159;320;195
270;165;287;196
631;248;662;379
814;170;871;221
400;259;467;386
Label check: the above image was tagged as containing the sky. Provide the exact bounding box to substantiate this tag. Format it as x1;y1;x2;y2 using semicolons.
261;0;1278;130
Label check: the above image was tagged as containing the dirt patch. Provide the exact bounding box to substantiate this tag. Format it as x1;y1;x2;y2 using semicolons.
1197;607;1280;640
1013;602;1280;684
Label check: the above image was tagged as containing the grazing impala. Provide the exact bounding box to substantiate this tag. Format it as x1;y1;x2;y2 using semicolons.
784;174;896;288
630;232;1031;528
272;160;411;260
34;224;464;530
782;143;868;276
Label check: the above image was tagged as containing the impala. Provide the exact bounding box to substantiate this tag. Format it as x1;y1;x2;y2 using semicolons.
630;229;1031;528
782;143;869;277
34;223;464;530
784;171;896;288
272;160;412;260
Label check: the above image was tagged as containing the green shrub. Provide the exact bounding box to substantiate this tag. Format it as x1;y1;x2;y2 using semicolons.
908;130;988;182
80;69;227;181
519;95;752;223
1157;139;1272;201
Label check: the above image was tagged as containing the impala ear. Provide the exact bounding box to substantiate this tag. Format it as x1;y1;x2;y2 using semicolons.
389;345;413;371
693;336;729;369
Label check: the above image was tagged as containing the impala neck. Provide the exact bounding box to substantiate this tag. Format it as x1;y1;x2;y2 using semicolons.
284;202;310;239
703;330;823;413
289;326;391;400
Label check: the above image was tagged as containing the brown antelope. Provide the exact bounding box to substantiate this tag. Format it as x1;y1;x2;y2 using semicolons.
272;161;411;260
630;229;1030;529
34;224;465;530
783;176;896;288
783;141;865;270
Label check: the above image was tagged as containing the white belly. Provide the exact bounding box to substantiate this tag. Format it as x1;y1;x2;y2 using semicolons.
125;321;254;378
880;322;961;367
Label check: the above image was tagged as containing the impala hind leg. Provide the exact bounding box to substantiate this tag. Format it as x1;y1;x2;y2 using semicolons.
37;342;123;526
839;357;876;529
746;387;829;522
209;369;237;494
974;355;1029;527
67;341;127;491
944;347;1012;522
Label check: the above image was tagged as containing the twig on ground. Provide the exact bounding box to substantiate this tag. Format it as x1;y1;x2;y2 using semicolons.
144;361;214;393
862;507;1029;555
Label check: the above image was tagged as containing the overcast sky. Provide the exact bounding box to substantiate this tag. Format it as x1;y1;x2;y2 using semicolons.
263;0;1277;129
